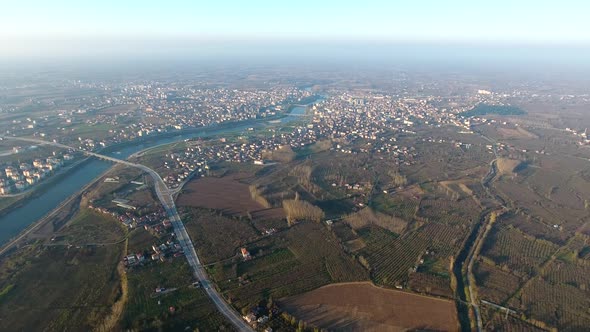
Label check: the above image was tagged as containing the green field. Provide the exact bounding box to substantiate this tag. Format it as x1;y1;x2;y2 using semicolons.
122;258;231;331
59;208;127;245
0;209;126;331
191;219;369;310
462;104;526;117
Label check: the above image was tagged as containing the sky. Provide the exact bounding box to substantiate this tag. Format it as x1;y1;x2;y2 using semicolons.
1;1;589;59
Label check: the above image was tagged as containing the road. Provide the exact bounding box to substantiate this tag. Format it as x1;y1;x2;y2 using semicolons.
1;136;254;332
138;163;253;331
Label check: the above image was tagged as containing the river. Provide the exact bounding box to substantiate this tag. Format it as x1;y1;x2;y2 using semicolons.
0;97;322;245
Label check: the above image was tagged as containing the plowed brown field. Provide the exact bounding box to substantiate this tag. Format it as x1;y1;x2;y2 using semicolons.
279;282;459;331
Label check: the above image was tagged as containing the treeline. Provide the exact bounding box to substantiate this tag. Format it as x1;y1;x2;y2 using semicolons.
249;185;271;208
388;170;407;187
280;312;326;332
310;139;331;153
283;198;325;225
262;145;296;163
289;163;322;195
345;207;407;235
290;164;313;189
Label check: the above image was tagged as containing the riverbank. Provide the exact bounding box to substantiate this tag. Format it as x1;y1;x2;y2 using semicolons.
0;162;117;257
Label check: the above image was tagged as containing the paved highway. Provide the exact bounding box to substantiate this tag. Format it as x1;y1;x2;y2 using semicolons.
1;136;254;331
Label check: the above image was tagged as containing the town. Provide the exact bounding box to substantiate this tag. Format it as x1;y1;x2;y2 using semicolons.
136;89;532;188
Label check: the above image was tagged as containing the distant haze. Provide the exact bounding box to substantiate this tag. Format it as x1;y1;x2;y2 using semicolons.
1;1;589;54
1;42;589;75
0;1;588;72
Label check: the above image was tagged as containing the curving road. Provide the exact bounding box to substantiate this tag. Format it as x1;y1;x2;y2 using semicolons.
1;136;254;332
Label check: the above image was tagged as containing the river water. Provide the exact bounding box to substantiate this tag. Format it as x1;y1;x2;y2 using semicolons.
0;99;320;245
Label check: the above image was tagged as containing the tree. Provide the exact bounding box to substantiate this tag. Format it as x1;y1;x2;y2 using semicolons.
298;320;305;330
241;307;249;316
388;170;407;187
283;199;325;225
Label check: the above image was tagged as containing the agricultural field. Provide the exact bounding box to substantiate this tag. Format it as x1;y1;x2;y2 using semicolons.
279;282;459;331
496;158;523;175
482;308;546;332
470;121;590;330
502;212;570;245
497;126;538;139
252;162;328;209
369;191;420;221
230;129;488;305
408;271;454;298
399;126;493;182
438;178;486;207
417;195;480;227
510;277;590;330
353;222;464;291
197;221;369;311
0;209;126;331
122;258;232;331
544;259;590;292
55;208;127;245
182;207;262;264
480;222;558;278
253;150;416;218
474;260;521;304
326;178;480;297
177;173;285;220
344;207;408;235
493;157;590;237
484;230;590;330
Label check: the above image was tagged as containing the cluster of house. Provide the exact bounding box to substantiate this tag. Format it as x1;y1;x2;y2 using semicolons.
306;93;461;161
137;86;308;132
90;202;183;267
565;127;590;145
242;305;276;331
123;237;184;267
89;204;168;229
240;247;252;260
161;151;209;187
262;228;277;236
149;93;446;182
149;239;184;262
0;152;75;194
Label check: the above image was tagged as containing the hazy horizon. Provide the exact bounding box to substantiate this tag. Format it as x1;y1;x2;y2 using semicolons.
2;42;590;80
1;1;589;62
